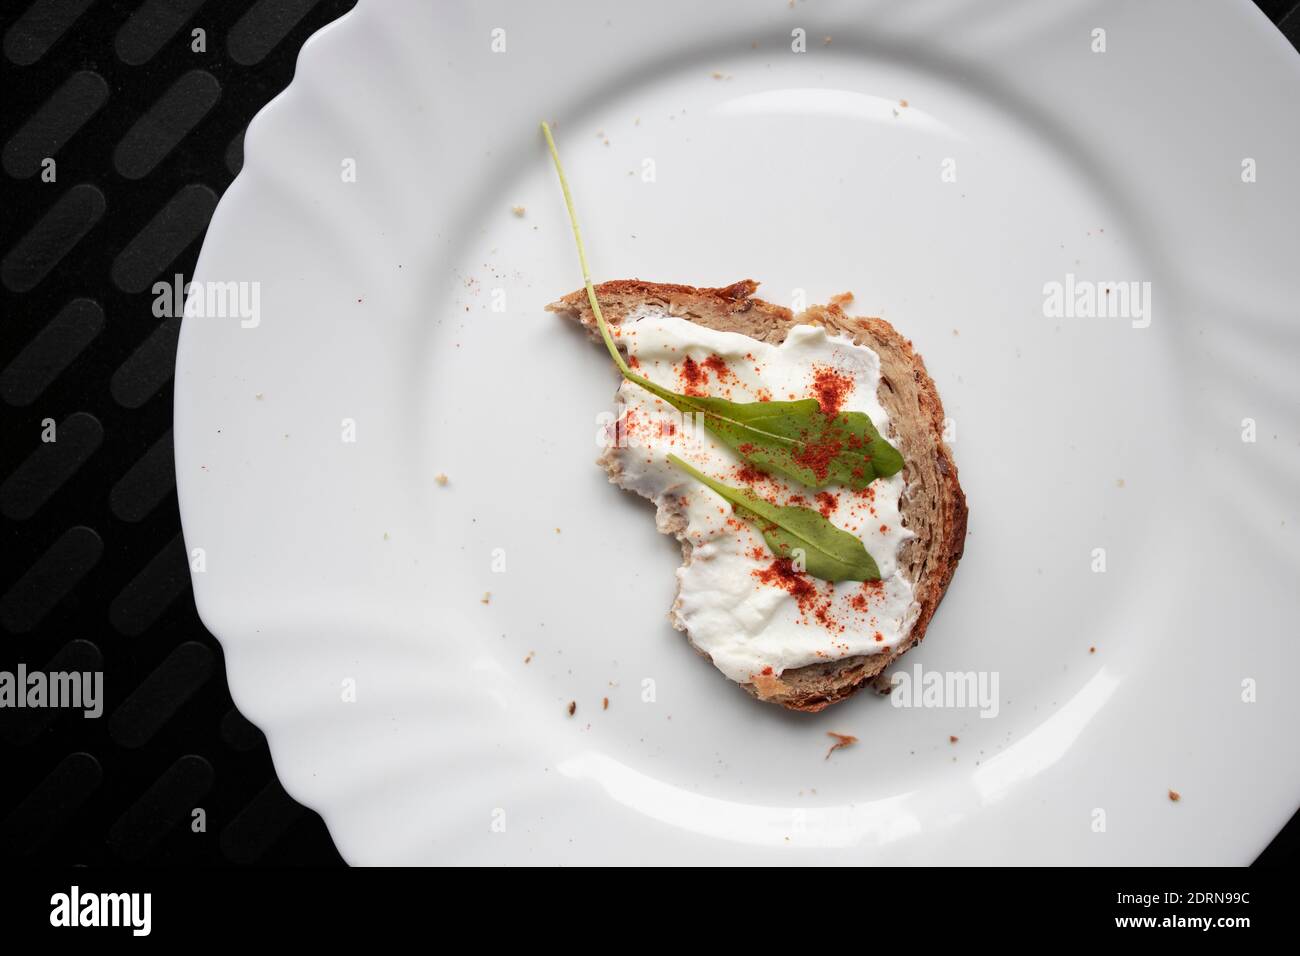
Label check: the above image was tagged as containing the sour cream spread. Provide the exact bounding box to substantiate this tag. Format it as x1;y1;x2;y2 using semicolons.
604;305;919;685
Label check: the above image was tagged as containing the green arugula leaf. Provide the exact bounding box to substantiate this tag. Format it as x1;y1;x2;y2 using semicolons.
541;121;903;492
668;454;881;582
628;371;902;489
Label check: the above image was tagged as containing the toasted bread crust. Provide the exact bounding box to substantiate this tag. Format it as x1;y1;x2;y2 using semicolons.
547;279;967;712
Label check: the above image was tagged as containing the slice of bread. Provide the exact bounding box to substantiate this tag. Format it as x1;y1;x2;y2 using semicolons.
547;279;967;712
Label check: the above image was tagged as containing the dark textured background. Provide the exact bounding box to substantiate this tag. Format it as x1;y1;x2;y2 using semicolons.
1;0;356;866
1;0;1296;867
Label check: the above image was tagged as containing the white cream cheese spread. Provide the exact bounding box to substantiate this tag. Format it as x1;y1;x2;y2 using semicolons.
603;306;919;685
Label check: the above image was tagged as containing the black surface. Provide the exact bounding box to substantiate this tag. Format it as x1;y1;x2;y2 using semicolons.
2;0;355;866
0;0;1296;868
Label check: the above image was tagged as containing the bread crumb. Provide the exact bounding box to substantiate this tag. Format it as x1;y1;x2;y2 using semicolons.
952;328;959;336
1168;789;1181;802
1115;478;1125;488
480;592;490;604
602;697;609;710
710;71;731;80
434;473;449;486
899;98;909;107
822;35;832;45
825;732;858;759
949;735;959;743
554;527;561;533
1089;646;1096;654
523;651;533;664
567;701;576;717
511;205;525;217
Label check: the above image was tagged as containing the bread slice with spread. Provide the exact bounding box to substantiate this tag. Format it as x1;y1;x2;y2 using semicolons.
548;279;966;712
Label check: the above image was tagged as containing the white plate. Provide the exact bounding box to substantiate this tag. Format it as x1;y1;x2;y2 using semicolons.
175;0;1300;864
